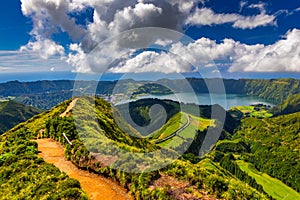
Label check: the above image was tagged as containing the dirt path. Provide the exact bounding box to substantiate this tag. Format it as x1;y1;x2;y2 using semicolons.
37;138;132;200
60;98;78;117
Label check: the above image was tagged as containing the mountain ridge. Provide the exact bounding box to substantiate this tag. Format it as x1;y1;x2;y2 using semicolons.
0;78;299;109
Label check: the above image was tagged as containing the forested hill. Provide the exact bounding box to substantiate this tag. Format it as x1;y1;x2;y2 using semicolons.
215;110;300;194
0;80;75;96
272;93;300;116
243;78;300;102
185;78;300;102
0;101;41;134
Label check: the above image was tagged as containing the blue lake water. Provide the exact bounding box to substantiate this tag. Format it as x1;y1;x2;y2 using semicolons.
131;93;275;110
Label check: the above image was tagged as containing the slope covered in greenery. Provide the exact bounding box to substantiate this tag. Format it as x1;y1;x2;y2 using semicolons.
272;93;300;116
0;97;270;199
0;101;41;134
236;160;300;200
213;111;300;198
243;78;300;102
15;91;73;110
161;78;300;102
0;103;87;199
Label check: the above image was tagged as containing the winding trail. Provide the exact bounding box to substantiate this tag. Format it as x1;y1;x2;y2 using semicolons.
37;138;132;200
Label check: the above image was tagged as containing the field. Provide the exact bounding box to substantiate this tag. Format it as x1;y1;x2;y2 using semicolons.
236;160;300;200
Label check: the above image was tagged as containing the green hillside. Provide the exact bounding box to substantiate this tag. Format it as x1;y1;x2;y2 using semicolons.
243;78;300;102
236;160;300;200
0;101;87;199
213;111;300;198
0;97;271;199
0;101;41;134
272;93;300;115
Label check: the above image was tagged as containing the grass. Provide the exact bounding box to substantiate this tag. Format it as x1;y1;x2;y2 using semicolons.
151;112;183;140
231;105;273;118
155;113;214;148
236;160;300;200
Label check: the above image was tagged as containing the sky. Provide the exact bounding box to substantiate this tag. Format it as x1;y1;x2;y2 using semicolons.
0;0;300;81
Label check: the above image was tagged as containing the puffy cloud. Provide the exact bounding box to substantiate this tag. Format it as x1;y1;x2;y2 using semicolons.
154;39;173;47
232;13;276;29
20;0;297;74
186;6;276;29
20;38;64;59
229;29;300;72
110;29;300;73
186;8;240;26
174;29;300;73
108;3;163;33
20;0;202;71
21;0;86;40
110;51;193;73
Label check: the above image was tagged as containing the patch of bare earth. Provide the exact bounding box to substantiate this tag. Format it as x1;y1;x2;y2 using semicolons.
37;138;132;200
149;173;219;200
91;153;118;167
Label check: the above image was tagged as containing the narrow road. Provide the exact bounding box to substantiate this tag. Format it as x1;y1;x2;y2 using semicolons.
155;114;190;144
37;138;132;200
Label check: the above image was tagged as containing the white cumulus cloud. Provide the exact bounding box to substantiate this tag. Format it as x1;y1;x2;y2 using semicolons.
18;0;298;74
186;5;276;29
20;38;65;59
107;29;300;73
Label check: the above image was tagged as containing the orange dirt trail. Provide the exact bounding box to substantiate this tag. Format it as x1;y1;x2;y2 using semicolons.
37;138;132;200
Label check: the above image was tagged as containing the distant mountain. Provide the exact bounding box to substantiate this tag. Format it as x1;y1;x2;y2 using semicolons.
0;101;41;134
15;91;73;110
167;78;300;103
1;78;300;109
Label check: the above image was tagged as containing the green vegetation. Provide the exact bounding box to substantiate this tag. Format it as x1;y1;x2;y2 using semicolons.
272;93;300;116
151;112;183;140
154;113;214;151
231;104;273;118
213;109;300;199
0;101;41;134
132;83;173;96
163;158;268;199
2;91;300;199
243;78;300;102
16;91;72;110
0;127;87;199
236;160;300;200
233;114;300;192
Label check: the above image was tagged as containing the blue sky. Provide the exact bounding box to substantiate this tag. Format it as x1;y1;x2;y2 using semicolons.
0;0;300;81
